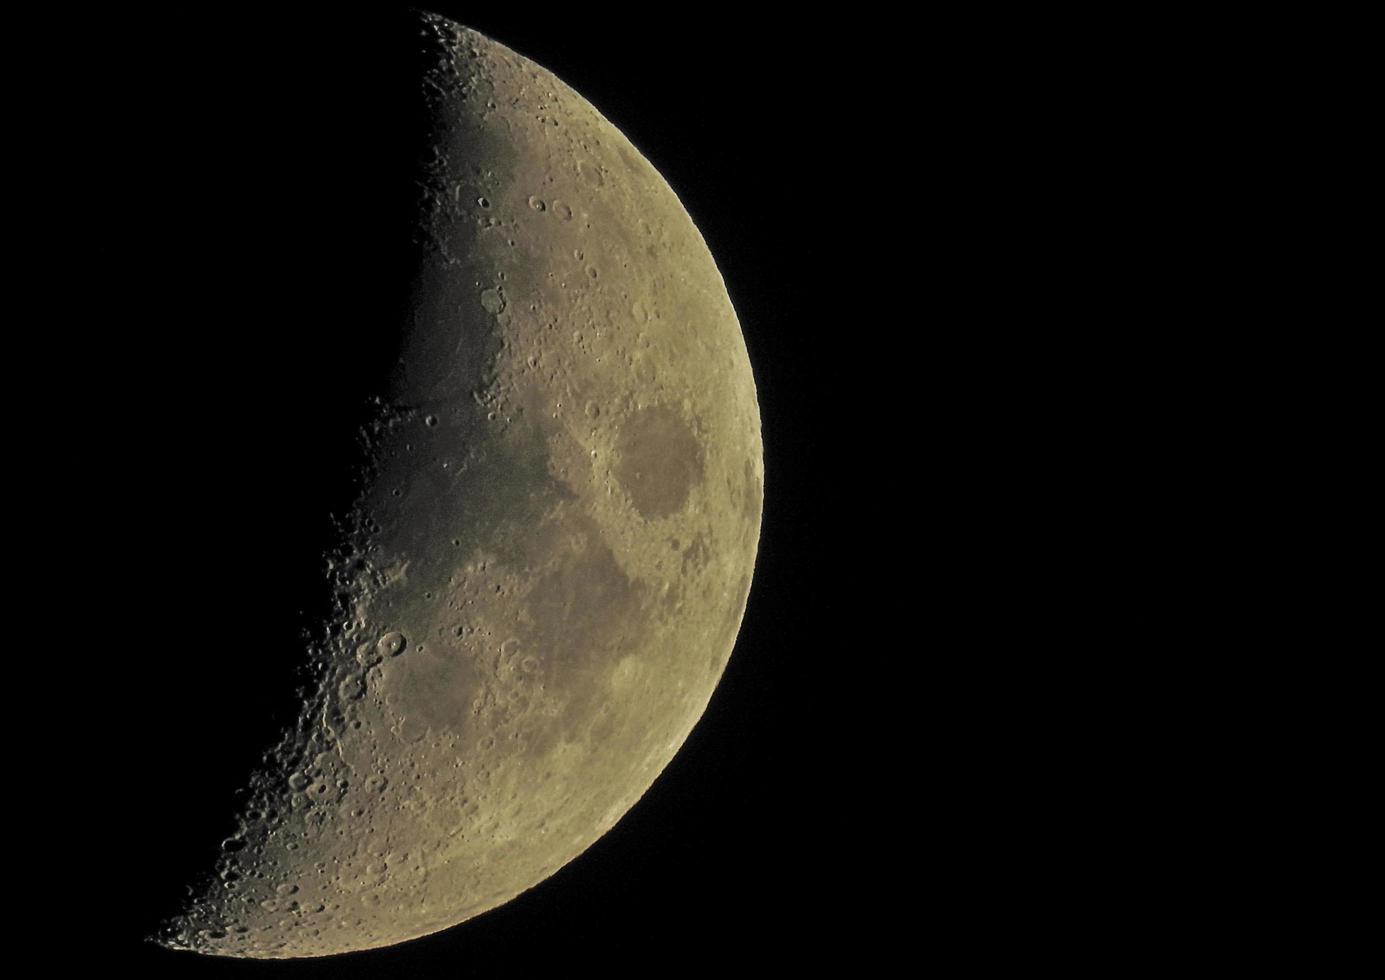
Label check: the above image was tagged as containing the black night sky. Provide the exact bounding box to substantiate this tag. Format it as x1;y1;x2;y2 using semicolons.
35;2;1226;972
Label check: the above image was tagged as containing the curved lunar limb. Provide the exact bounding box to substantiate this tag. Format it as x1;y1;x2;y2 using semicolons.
157;11;762;959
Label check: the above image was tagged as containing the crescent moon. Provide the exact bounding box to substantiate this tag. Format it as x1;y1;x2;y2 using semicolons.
157;10;762;958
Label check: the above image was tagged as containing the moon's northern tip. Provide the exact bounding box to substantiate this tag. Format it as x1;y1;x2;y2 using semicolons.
157;11;761;959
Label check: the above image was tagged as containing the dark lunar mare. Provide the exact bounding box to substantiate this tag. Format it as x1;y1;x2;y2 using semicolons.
145;10;761;958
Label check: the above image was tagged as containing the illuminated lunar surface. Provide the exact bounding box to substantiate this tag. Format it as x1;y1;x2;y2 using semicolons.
157;11;761;959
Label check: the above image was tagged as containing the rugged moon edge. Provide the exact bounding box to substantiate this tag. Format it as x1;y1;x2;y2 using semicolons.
157;10;762;959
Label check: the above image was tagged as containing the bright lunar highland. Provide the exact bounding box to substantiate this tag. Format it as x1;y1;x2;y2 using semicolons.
158;10;762;958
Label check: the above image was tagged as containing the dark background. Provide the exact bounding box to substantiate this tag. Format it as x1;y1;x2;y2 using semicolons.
52;3;886;975
35;5;1308;972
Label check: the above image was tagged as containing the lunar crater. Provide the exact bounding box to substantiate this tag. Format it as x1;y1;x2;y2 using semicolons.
159;11;761;959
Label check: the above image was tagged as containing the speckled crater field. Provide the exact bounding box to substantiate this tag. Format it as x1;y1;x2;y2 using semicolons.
158;11;761;958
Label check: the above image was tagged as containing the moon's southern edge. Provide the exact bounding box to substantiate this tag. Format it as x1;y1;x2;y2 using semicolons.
157;11;762;958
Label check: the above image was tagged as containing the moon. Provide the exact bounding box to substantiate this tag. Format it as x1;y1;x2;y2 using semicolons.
156;11;761;959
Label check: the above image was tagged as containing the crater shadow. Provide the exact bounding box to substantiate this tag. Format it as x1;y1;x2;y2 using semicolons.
79;9;444;947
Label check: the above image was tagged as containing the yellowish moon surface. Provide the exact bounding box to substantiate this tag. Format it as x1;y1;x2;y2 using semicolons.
158;11;762;958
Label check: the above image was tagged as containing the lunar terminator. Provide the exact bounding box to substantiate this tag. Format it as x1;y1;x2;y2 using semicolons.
159;11;761;958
